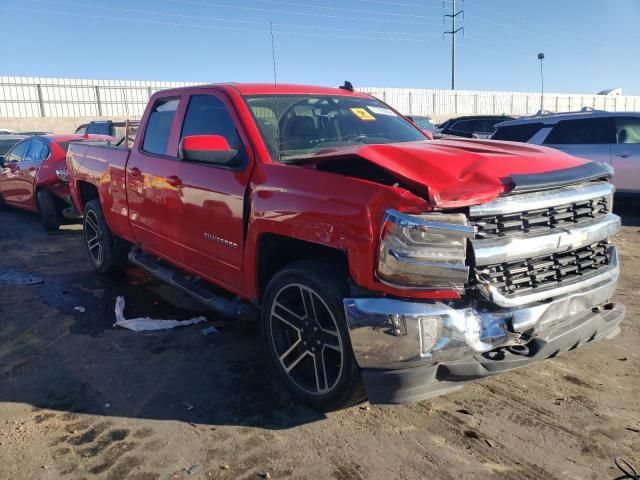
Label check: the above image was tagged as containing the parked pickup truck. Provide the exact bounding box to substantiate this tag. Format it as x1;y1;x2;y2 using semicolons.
66;83;624;410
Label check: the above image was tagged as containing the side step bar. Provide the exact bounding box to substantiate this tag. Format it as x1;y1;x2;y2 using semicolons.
128;249;258;321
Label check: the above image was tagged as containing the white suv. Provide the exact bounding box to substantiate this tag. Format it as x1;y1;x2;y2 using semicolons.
492;109;640;194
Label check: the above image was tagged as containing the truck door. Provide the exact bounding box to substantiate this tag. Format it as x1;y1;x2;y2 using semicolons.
611;116;640;194
126;96;184;259
168;91;253;291
126;91;253;292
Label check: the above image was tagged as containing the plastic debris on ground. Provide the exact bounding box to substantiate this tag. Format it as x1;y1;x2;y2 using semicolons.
74;306;85;313
113;296;206;332
201;326;219;336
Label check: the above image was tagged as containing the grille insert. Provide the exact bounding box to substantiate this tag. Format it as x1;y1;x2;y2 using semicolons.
472;195;610;239
476;241;610;296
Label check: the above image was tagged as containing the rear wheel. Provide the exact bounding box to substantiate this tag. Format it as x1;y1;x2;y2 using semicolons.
36;189;60;231
83;199;128;273
261;259;365;411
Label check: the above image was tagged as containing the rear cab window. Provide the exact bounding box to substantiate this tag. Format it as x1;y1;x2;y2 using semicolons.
142;97;180;156
544;118;616;144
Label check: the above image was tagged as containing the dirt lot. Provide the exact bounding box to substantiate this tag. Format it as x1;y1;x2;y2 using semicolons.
0;205;638;480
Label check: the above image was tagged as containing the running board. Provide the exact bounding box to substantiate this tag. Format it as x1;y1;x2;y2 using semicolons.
128;249;258;321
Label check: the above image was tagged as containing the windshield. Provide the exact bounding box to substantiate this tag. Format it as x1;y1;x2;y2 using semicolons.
245;95;426;161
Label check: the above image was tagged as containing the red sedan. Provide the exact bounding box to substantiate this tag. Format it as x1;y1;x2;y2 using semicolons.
0;134;111;230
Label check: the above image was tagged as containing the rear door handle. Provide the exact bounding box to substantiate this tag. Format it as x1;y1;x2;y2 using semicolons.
130;167;142;177
615;153;632;158
166;175;182;187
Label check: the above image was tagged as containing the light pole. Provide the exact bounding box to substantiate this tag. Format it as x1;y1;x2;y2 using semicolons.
537;52;545;111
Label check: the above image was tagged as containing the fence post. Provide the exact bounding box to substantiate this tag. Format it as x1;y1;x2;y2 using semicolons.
492;94;496;114
454;93;458;115
36;84;45;117
474;93;478;114
95;86;103;117
510;93;514;115
432;93;436;116
408;91;412;114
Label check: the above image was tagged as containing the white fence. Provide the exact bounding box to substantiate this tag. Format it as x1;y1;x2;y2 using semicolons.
1;76;639;119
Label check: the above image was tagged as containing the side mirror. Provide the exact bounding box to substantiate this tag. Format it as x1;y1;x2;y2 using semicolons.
179;135;238;165
421;129;434;140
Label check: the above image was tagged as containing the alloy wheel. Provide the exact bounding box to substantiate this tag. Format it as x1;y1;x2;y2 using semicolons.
84;210;104;266
269;283;344;395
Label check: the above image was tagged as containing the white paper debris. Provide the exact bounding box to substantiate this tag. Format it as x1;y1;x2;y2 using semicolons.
113;296;206;332
74;306;85;313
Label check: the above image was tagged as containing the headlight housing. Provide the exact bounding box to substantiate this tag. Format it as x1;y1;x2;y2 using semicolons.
377;209;476;293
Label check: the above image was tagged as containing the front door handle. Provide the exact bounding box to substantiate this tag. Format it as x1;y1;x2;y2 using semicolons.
166;175;182;187
130;167;142;177
616;153;632;158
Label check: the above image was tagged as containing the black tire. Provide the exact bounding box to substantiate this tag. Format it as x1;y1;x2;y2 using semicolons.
36;189;60;232
0;193;9;211
83;199;128;273
261;259;366;411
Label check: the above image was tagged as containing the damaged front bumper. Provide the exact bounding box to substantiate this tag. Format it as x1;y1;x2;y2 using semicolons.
344;247;624;404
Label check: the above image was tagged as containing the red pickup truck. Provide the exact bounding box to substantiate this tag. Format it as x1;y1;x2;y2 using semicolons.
66;83;624;410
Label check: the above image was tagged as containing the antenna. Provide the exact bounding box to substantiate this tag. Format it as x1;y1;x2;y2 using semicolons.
270;21;281;161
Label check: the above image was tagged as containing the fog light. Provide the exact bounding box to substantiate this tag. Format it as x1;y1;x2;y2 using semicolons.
420;315;444;354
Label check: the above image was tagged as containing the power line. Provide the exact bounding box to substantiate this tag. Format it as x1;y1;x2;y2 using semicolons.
359;0;449;9
166;0;442;26
2;6;441;43
31;0;442;38
253;0;443;19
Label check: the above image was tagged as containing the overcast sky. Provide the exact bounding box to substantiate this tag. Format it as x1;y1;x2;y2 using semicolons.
1;0;639;95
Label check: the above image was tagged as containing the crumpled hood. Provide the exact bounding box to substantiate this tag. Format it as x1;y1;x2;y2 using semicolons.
298;139;590;208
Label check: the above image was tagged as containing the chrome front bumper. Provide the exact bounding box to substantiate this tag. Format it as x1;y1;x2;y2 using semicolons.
344;246;621;370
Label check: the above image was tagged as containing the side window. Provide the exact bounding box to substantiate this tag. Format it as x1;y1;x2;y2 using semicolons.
615;117;640;144
5;140;31;163
544;118;615;145
142;97;180;156
24;140;50;163
180;94;246;166
449;120;473;133
493;123;544;142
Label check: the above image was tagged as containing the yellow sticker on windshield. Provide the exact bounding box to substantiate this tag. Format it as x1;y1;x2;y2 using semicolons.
350;107;376;121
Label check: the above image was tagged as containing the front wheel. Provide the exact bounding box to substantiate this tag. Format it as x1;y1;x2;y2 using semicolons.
83;199;128;273
261;259;365;411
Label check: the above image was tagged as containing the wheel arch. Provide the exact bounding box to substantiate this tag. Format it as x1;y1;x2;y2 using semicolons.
256;233;349;302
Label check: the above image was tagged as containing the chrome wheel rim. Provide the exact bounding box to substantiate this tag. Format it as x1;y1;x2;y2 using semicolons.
84;210;104;266
269;283;344;396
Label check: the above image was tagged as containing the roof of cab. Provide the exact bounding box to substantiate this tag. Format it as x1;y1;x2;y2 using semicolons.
156;83;372;98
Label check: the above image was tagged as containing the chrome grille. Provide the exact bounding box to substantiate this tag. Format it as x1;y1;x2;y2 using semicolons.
472;195;610;239
475;241;610;296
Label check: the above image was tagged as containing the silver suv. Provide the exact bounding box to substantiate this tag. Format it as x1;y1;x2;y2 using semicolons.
493;109;640;194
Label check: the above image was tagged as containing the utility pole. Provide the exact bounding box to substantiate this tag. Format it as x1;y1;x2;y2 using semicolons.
444;0;464;90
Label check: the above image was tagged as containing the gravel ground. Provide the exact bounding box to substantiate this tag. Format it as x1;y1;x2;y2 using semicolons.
0;204;638;480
